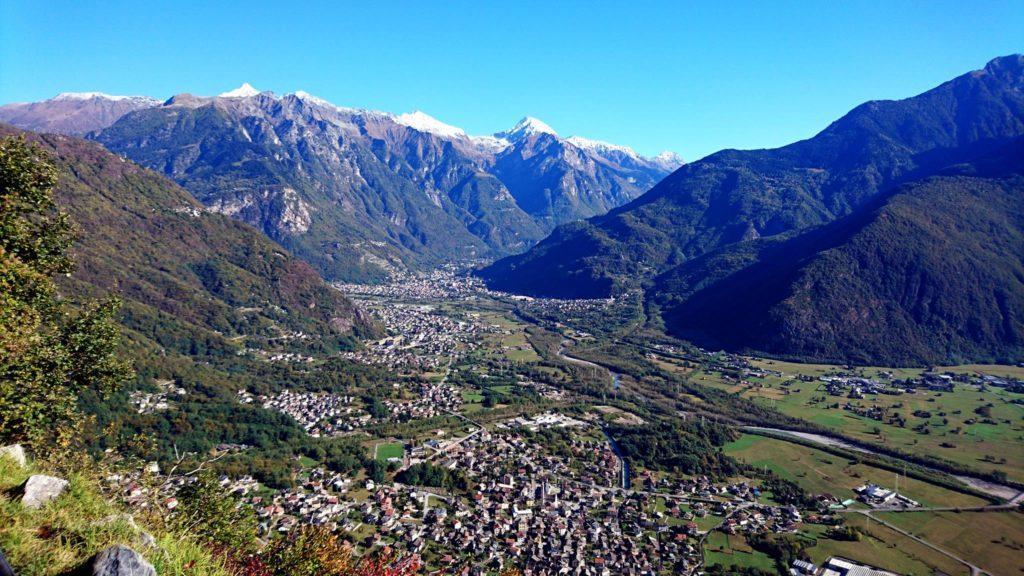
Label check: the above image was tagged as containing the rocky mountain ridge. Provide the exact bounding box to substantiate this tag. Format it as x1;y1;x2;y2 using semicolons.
0;88;682;281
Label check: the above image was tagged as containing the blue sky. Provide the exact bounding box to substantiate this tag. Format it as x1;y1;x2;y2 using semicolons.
1;1;1021;159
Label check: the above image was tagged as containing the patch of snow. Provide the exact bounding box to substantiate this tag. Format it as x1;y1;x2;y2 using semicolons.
395;110;467;139
289;90;334;108
651;150;684;168
470;134;511;151
52;92;157;103
566;136;639;159
218;83;261;98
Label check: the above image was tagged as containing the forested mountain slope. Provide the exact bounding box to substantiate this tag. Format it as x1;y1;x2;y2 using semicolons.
481;55;1024;299
653;139;1024;365
0;126;377;354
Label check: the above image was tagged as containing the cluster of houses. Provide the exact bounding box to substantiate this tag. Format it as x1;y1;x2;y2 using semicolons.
98;405;897;576
236;381;466;436
216;413;839;575
383;381;464;421
128;379;186;414
820;376;892;398
335;266;483;302
341;301;493;370
973;373;1024;393
719;502;803;535
238;389;369;436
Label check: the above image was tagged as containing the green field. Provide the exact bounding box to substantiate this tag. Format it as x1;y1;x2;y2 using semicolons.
876;511;1024;576
477;312;541;363
801;522;967;576
723;434;988;508
703;531;777;572
375;442;405;462
462;390;484;403
701;362;1024;482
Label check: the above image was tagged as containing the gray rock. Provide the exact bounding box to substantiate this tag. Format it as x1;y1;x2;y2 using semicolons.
0;444;26;467
136;530;156;549
20;474;69;509
91;545;155;576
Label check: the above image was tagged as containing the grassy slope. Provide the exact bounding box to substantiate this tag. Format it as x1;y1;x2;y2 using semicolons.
0;456;228;576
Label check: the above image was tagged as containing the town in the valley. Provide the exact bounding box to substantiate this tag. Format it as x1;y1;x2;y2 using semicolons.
111;269;1024;576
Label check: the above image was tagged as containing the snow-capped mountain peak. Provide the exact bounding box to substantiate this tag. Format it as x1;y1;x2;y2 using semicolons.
218;83;261;98
651;150;685;168
289;90;334;108
497;116;558;141
52;92;156;103
395;110;467;139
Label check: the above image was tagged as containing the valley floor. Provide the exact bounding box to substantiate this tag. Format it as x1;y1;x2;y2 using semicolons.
74;267;1024;575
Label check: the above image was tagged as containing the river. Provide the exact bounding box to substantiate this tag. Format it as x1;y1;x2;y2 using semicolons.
557;343;629;487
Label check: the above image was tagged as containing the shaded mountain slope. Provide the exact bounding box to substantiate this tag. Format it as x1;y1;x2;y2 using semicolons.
653;140;1024;365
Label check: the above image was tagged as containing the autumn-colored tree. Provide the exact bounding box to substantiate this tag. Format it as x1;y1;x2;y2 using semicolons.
259;526;420;576
0;135;132;451
171;472;260;554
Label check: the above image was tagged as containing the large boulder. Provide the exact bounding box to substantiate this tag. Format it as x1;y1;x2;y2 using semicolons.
0;445;25;468
90;545;155;576
20;474;69;509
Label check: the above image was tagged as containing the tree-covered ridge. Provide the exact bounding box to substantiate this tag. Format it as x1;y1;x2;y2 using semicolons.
653;140;1024;365
480;55;1024;300
0;125;378;354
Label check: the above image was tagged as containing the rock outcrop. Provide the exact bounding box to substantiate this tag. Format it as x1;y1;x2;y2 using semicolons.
0;445;25;468
89;545;156;576
20;474;69;509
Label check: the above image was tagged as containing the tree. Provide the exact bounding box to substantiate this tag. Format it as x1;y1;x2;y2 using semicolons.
365;460;387;484
0;136;132;450
172;472;259;553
